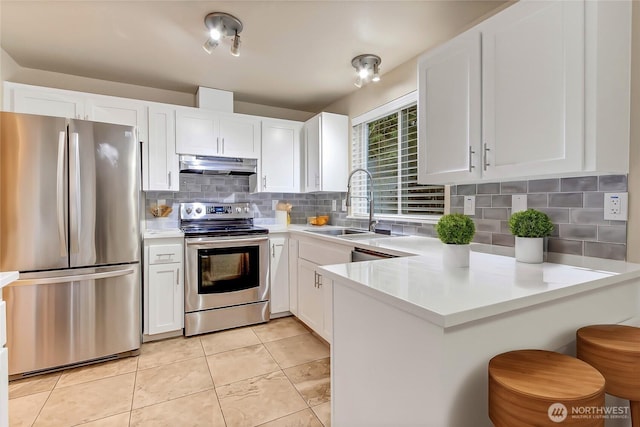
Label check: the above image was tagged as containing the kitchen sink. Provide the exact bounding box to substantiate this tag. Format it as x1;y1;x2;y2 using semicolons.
305;228;373;237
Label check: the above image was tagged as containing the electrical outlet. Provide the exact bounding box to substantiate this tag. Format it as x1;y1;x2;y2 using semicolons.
512;194;527;213
331;200;337;211
463;196;475;216
604;192;628;220
272;200;278;210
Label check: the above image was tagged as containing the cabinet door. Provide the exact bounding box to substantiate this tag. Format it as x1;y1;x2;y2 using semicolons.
270;237;290;314
175;108;219;155
482;1;584;179
146;105;179;191
417;31;481;184
288;239;299;315
219;114;260;158
9;84;85;119
148;263;183;334
86;96;147;142
319;113;349;192
261;119;301;192
321;275;332;343
297;259;323;334
0;348;6;427
303;115;321;192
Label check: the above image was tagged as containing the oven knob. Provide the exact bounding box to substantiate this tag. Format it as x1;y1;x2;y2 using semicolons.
186;207;192;214
195;207;202;214
244;207;250;213
236;207;242;214
225;207;232;213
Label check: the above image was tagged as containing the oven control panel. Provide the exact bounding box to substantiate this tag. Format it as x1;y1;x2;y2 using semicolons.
180;202;252;220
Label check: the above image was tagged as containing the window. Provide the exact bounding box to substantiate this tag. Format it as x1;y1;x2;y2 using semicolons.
351;94;444;219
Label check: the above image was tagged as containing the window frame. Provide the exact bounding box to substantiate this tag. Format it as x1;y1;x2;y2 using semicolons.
349;91;444;224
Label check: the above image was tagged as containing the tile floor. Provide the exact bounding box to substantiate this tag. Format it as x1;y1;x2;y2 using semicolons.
8;316;331;427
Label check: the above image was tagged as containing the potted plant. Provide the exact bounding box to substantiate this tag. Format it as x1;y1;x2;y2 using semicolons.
436;213;476;267
508;209;554;263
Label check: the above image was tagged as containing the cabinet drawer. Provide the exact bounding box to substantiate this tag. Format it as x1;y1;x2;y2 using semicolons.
299;240;351;265
0;301;4;347
148;244;182;264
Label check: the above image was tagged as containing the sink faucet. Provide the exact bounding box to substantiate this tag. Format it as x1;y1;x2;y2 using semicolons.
345;168;377;232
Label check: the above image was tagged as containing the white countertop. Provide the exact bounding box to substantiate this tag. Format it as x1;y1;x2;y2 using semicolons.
143;229;184;239
0;271;19;288
301;228;640;328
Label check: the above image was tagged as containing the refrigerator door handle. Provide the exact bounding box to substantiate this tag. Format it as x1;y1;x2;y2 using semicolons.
70;132;81;254
56;131;67;257
10;267;135;287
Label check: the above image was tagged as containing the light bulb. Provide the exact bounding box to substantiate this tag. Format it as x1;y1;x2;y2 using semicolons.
354;76;363;88
202;38;219;54
358;67;370;79
209;27;222;41
230;33;241;57
372;62;380;82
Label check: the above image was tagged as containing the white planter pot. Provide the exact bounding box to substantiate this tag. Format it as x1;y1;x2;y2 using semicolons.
442;244;470;268
515;237;544;263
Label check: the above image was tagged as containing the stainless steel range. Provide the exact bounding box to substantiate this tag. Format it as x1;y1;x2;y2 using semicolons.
180;202;269;336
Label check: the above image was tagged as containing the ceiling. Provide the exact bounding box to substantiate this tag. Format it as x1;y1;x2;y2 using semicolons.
1;1;509;113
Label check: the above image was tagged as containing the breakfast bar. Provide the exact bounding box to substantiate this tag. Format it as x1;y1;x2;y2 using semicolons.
319;251;640;427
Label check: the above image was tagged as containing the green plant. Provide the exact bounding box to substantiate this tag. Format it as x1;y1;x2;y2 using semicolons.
508;209;554;238
436;213;476;244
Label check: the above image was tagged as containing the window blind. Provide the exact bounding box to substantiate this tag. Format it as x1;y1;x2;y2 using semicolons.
351;104;444;217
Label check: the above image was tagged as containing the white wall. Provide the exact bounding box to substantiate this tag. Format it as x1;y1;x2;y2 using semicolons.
627;4;639;263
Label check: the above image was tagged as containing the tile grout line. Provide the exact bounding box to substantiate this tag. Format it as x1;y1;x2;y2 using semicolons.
30;372;63;425
200;336;229;427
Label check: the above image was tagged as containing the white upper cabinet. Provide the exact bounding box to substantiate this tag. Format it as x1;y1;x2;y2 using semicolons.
145;104;179;192
303;112;349;192
5;83;85;119
481;0;584;180
417;31;481;183
4;83;148;143
417;0;630;184
252;118;302;193
175;107;260;159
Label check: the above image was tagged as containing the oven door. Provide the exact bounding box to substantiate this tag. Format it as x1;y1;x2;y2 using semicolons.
185;236;269;312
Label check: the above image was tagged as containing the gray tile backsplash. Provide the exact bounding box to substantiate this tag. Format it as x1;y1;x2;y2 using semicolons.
146;173;628;261
450;174;628;260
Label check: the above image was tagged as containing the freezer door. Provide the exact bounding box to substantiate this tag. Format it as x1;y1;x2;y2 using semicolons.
69;120;140;267
3;264;141;376
0;112;69;272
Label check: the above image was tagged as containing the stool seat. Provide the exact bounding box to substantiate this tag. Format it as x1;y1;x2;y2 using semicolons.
577;325;640;401
489;349;605;426
577;324;640;427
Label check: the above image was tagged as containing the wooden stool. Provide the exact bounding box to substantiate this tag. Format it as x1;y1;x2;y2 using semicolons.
489;349;605;426
577;325;640;427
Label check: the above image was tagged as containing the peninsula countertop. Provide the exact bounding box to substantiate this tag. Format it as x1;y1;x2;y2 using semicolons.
314;234;640;328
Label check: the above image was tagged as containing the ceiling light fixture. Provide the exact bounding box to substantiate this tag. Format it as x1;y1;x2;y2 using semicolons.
203;12;243;57
351;54;381;88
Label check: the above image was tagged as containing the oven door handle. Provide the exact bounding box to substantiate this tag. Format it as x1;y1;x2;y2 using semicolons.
185;236;269;247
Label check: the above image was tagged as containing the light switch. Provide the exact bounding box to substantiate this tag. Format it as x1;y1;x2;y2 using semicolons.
463;196;475;216
604;192;628;220
512;194;527;213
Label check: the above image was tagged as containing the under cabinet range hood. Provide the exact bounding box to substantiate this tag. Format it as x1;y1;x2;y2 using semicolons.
179;155;257;175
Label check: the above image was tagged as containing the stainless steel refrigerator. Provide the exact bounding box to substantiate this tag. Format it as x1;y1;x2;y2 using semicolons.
0;112;141;377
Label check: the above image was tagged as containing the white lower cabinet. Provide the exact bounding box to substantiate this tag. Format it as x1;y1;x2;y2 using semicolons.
295;238;352;343
269;235;290;316
143;237;184;340
0;347;6;427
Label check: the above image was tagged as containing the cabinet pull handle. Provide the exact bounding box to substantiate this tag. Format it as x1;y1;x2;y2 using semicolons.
468;146;475;172
263;176;267;189
315;174;320;188
313;272;318;288
221;138;225;153
272;244;275;258
216;137;220;153
317;273;322;288
168;171;172;188
483;143;490;171
176;268;180;285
